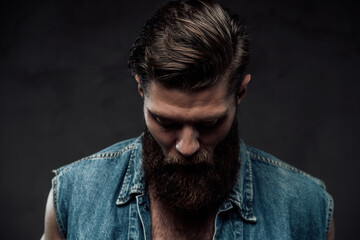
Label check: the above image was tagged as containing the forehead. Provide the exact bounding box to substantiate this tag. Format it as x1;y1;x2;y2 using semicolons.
144;80;234;120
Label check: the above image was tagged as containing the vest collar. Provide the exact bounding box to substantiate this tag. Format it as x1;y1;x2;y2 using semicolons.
227;139;257;223
116;136;145;206
116;135;257;223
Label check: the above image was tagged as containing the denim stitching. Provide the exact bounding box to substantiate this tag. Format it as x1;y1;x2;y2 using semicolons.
52;141;139;236
244;156;255;220
118;146;135;204
117;141;145;205
325;194;334;237
213;201;233;239
52;175;66;238
54;143;137;178
247;150;326;189
136;195;148;240
247;147;333;237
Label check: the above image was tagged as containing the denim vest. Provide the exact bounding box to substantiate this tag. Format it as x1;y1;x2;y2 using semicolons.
52;136;333;239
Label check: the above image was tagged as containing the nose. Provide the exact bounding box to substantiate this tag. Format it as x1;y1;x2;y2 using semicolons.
176;125;200;158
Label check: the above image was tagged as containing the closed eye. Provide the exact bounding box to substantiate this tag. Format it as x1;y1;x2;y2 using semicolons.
148;109;225;131
201;119;219;127
154;116;181;129
196;118;222;131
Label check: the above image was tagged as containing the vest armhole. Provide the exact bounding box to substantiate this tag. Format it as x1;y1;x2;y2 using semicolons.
325;192;335;238
51;174;67;239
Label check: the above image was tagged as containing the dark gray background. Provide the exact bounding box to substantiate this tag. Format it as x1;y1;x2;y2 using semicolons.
1;0;359;239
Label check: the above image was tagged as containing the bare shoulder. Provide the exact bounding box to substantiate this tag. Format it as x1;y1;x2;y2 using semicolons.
42;188;63;240
326;216;335;240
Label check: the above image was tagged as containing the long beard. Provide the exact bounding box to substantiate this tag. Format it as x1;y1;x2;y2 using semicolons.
142;120;240;215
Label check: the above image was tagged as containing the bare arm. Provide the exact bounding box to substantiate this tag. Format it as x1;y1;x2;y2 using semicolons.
42;188;63;240
326;216;335;240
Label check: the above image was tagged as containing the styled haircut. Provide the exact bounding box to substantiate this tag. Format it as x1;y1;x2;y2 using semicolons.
128;0;249;95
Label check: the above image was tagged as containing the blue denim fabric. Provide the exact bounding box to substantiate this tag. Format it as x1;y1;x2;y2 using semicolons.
52;136;333;239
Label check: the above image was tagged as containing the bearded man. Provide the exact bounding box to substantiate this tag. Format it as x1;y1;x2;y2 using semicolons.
42;0;334;239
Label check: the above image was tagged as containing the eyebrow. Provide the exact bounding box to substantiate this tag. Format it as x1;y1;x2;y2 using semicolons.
147;109;229;123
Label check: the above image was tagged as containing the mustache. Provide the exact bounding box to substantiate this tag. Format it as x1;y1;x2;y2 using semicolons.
164;150;214;166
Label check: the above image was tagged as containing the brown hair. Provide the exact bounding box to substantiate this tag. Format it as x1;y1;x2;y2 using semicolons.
128;0;249;95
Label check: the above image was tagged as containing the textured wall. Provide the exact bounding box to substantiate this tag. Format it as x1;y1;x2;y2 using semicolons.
1;0;359;238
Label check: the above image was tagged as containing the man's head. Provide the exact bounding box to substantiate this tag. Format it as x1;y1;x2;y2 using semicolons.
128;0;251;214
128;0;250;96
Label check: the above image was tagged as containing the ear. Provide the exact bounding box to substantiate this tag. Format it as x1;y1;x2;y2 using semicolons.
236;74;251;104
135;75;144;98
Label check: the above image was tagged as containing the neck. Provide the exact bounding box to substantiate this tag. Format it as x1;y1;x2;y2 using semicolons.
149;188;216;240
